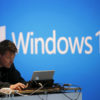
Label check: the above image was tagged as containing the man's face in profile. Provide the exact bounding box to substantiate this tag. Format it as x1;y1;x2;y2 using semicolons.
0;51;15;68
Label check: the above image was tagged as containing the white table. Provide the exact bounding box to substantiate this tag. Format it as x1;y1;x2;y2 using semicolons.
0;92;82;100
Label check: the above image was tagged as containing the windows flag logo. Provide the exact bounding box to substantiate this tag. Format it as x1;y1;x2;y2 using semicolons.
0;26;6;42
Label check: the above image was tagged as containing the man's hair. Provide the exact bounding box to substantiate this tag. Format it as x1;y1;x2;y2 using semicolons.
0;40;17;55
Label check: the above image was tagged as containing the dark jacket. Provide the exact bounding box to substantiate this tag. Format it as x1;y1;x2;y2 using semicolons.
0;63;26;88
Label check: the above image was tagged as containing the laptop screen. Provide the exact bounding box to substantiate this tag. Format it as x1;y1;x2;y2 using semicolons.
31;70;55;80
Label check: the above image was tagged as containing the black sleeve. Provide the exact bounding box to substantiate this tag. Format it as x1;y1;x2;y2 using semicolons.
8;64;26;85
0;81;10;88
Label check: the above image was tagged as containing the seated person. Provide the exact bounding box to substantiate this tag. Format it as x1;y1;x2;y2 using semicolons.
0;40;27;90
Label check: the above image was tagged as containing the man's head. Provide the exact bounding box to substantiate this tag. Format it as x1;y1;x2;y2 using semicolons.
0;40;17;68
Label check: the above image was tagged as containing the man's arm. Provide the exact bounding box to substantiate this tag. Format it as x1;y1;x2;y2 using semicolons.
9;64;26;84
0;81;26;90
0;81;10;88
8;64;27;90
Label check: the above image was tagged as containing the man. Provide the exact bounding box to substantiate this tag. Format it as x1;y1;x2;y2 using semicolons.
0;40;27;90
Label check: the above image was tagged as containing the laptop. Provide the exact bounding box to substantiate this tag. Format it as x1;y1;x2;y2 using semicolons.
31;70;55;81
27;70;55;89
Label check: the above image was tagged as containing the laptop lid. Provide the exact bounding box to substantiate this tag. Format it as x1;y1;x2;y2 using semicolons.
31;70;55;80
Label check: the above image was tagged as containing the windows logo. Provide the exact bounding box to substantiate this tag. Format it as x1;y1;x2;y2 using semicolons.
0;26;6;42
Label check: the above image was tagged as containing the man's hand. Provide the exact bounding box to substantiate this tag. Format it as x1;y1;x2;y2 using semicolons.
10;83;27;90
